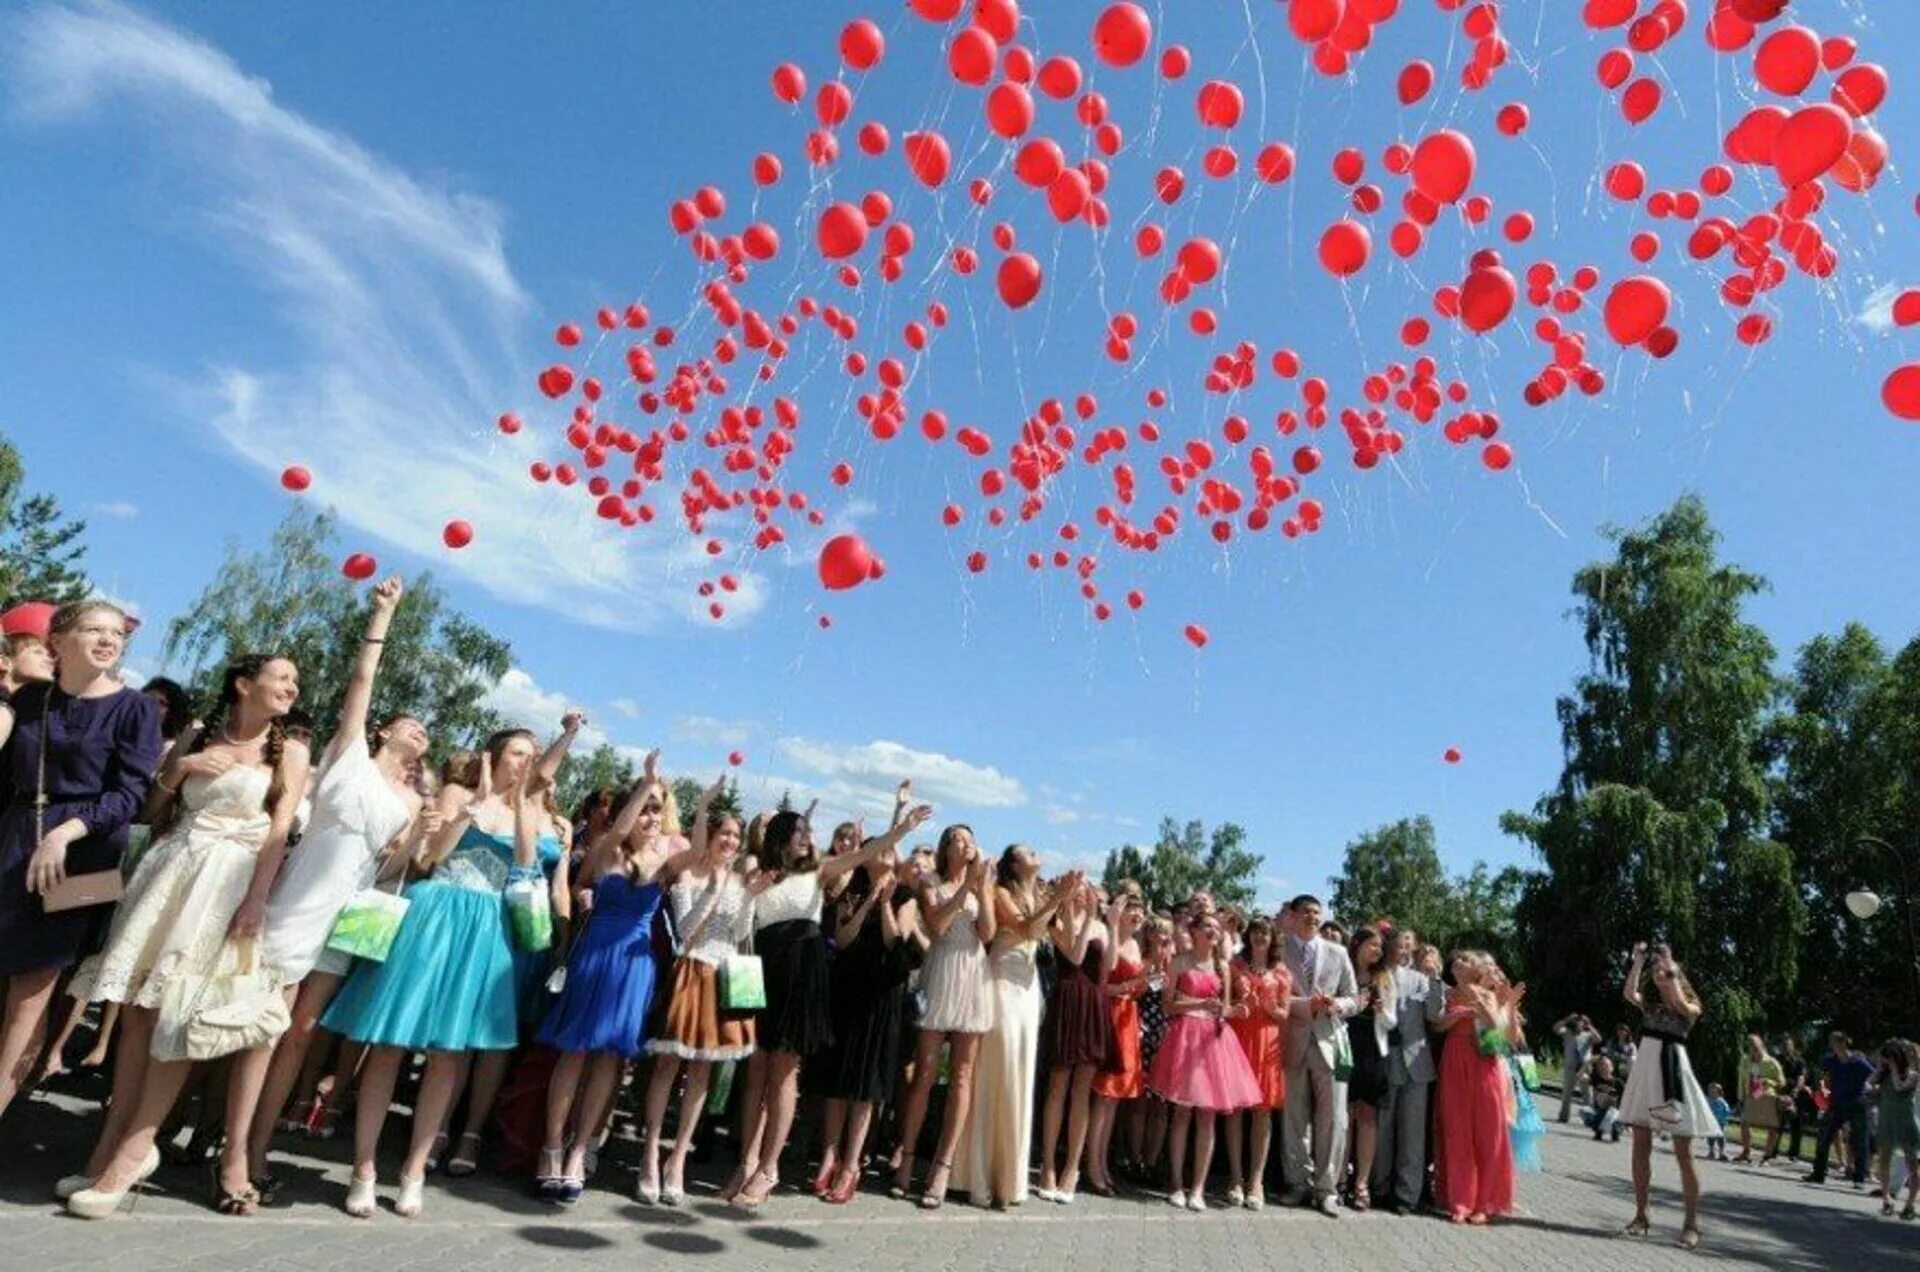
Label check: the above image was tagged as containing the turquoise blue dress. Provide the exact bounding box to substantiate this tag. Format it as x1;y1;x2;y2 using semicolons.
322;825;520;1052
534;872;664;1058
513;832;564;1024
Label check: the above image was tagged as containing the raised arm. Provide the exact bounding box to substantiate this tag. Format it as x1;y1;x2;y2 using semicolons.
532;711;586;793
333;577;403;756
1622;943;1647;1010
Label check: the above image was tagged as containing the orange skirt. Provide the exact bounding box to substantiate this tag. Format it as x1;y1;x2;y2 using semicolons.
1092;992;1144;1099
644;956;755;1062
1229;1016;1286;1111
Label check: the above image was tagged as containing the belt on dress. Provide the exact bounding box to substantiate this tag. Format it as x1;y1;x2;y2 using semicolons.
1642;1027;1687;1105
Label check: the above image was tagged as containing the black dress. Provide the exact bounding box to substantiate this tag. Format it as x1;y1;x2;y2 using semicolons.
1046;938;1114;1070
1347;1000;1391;1107
754;874;833;1057
0;684;161;976
806;896;909;1102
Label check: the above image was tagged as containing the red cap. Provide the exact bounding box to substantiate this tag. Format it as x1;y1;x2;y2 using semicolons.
1;602;55;641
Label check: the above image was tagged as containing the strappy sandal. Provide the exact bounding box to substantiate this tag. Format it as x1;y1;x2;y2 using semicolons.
1901;1201;1916;1221
1621;1216;1650;1238
889;1156;916;1201
920;1159;952;1210
1678;1226;1701;1250
735;1168;777;1209
209;1162;257;1217
250;1173;284;1207
443;1131;483;1178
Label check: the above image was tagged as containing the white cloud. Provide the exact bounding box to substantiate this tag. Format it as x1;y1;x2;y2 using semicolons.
1855;281;1904;337
1041;804;1084;825
480;667;611;751
672;714;756;748
607;698;641;720
774;736;1026;811
91;501;138;520
6;0;766;632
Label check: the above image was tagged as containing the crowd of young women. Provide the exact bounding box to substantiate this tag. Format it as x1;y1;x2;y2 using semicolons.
0;590;1722;1244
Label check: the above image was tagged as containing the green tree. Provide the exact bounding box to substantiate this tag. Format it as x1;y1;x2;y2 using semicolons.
672;775;743;835
1774;625;1918;1042
1504;496;1801;1079
1102;816;1262;912
162;506;512;761
0;434;90;604
555;742;638;821
1327;816;1525;956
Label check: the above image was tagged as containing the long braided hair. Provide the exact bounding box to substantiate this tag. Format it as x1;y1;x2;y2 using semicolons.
156;654;294;835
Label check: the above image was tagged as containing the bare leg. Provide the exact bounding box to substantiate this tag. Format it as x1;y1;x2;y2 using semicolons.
1145;1097;1168;1173
1087;1096;1117;1190
0;967;59;1119
664;1062;712;1197
1352;1104;1377;1202
1629;1125;1653;1227
1039;1067;1070;1192
1062;1065;1096;1194
1674;1136;1700;1233
815;1097;847;1189
543;1051;589;1156
86;1052;196;1194
351;1047;405;1183
403;1052;465;1181
80;1002;121;1069
247;975;342;1173
641;1055;681;1197
222;1038;279;1197
40;989;90;1078
1167;1105;1191;1196
1191;1110;1217;1198
1250;1110;1273;1198
562;1055;621;1180
926;1034;980;1196
743;1051;802;1198
84;1005;157;1177
892;1031;944;1190
728;1050;771;1198
1224;1110;1245;1193
842;1100;877;1172
456;1048;509;1146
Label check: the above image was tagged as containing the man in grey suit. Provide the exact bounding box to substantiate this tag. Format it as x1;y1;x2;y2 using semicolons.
1279;895;1360;1217
1371;928;1444;1214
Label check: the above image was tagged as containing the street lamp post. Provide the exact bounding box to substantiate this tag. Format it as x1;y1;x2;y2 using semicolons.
1852;834;1920;1025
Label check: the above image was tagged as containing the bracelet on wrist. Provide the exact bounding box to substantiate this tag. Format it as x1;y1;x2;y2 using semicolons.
362;637;385;645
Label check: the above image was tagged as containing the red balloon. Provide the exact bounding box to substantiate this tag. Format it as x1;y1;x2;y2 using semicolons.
1460;265;1517;333
1892;290;1920;328
1832;63;1889;117
1497;103;1530;136
1773;104;1852;187
280;465;311;493
1093;3;1152;67
771;63;806;104
1621;77;1662;124
1318;221;1372;277
728;750;745;766
1037;55;1083;99
1604;275;1671;345
904;131;952;187
1015;138;1065;187
1196;80;1244;128
1583;0;1635;27
442;520;473;550
1046;169;1090;221
1410;130;1476;204
1443;747;1463;764
949;26;998;85
910;0;965;19
841;18;885;70
1178;237;1221;283
997;252;1043;308
818;534;876;590
1289;0;1344;42
986;82;1034;137
1832;127;1888;193
1398;60;1434;105
1183;623;1210;649
1255;142;1295;183
976;0;1019;41
1482;442;1513;471
1753;25;1819;96
817;203;868;259
1884;364;1920;421
342;553;378;581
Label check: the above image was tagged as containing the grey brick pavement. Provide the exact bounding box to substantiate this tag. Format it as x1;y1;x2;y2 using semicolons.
1;1087;1915;1271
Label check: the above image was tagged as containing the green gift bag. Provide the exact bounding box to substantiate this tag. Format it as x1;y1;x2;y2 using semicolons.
719;952;766;1011
324;888;411;963
505;877;553;952
1517;1054;1542;1092
1333;1029;1355;1082
706;1059;736;1115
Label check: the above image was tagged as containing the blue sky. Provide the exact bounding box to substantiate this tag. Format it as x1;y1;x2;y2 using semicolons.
4;0;1918;908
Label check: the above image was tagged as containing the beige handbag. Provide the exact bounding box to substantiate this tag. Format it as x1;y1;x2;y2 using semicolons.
153;938;290;1062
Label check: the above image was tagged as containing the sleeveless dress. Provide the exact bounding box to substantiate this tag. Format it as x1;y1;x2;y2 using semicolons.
535;871;663;1058
1148;968;1265;1112
753;873;833;1056
806;889;909;1102
1047;937;1114;1069
1092;955;1146;1100
262;742;412;982
646;872;755;1062
322;824;520;1052
75;765;274;1014
917;882;991;1033
1617;1001;1719;1138
1347;994;1393;1108
955;923;1043;1206
0;684;160;975
1227;959;1289;1111
1433;1004;1516;1217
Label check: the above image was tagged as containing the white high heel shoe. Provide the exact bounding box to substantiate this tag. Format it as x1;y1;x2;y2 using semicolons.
344;1171;378;1218
56;1143;162;1202
394;1174;425;1218
62;1145;164;1217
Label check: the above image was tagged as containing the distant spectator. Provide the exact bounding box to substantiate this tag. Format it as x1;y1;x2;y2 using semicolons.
1705;1083;1731;1160
1553;1013;1601;1123
1735;1033;1785;1164
1583;1055;1622;1142
1806;1032;1874;1187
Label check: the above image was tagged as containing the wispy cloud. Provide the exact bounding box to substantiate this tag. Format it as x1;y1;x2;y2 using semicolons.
5;0;764;631
672;715;757;748
1855;281;1905;337
774;736;1026;812
481;667;614;751
90;500;138;520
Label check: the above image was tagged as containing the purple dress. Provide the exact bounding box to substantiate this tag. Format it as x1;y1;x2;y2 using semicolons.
0;683;161;975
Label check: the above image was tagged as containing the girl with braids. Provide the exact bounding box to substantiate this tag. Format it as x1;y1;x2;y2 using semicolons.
242;577;439;1199
1149;911;1263;1211
639;776;756;1206
726;783;932;1208
322;716;577;1218
0;601;160;1122
65;653;310;1218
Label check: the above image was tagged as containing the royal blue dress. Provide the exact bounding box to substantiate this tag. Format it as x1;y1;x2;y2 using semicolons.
513;831;564;1023
535;871;664;1058
322;824;520;1052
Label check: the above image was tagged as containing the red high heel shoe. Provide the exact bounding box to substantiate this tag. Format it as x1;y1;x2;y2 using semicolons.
825;1166;859;1205
809;1157;837;1197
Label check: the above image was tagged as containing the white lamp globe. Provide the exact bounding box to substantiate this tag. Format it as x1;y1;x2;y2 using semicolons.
1845;889;1882;921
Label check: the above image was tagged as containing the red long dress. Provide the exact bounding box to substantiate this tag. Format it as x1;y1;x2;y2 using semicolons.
1433;1001;1516;1218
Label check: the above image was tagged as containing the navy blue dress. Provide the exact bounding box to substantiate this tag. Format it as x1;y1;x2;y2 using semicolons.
0;683;161;976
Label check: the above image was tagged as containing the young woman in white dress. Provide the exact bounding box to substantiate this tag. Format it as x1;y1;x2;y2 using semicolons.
1617;942;1713;1250
241;577;437;1197
66;654;310;1218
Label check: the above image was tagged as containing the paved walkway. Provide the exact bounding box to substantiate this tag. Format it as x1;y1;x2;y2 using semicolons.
1;1083;1915;1271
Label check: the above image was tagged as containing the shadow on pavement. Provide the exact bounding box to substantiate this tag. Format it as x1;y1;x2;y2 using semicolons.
517;1224;617;1250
